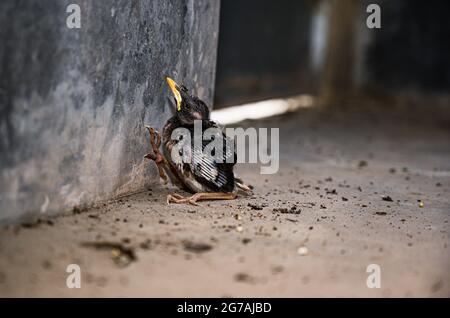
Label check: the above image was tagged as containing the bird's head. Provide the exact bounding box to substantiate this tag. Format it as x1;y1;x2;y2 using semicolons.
165;77;210;125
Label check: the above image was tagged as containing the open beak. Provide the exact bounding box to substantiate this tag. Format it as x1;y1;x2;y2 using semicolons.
166;77;182;111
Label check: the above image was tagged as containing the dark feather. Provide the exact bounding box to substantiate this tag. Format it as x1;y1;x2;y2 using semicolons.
176;121;236;192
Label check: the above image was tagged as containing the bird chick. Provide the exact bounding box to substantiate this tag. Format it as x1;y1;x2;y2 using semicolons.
144;77;251;205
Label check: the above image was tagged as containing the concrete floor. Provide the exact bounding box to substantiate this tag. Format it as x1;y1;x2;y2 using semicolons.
0;107;449;297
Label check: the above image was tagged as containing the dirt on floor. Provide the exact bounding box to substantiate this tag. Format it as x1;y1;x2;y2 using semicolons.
0;107;449;297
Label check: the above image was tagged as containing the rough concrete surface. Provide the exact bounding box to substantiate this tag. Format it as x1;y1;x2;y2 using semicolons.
0;0;220;223
0;107;449;297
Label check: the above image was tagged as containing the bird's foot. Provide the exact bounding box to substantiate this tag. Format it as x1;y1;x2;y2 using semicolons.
166;193;201;206
166;192;237;206
144;125;168;183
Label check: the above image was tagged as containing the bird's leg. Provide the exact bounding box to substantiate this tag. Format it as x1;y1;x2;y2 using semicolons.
144;125;168;183
167;192;237;206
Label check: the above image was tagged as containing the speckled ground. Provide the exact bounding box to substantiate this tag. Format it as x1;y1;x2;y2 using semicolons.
0;107;449;297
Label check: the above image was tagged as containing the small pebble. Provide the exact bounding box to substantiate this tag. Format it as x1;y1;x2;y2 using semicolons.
297;246;309;256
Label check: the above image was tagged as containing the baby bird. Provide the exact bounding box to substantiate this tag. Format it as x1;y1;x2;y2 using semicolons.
144;77;251;205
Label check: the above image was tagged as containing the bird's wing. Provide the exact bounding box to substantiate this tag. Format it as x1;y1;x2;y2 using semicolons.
183;123;236;192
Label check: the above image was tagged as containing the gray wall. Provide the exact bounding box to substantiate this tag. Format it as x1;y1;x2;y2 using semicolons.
0;0;220;223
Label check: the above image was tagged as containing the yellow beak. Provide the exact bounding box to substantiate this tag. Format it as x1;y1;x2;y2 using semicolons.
166;77;182;111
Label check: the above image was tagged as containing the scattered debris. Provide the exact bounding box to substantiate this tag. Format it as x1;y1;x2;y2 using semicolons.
42;260;52;270
21;218;54;229
242;238;251;244
73;206;88;215
21;222;39;229
273;206;301;214
382;196;393;202
81;241;137;267
358;160;368;168
375;211;388;216
341;197;348;201
248;203;263;210
297;246;309;256
139;239;151;250
236;226;244;232
419;201;424;208
234;272;257;284
271;265;284;274
182;240;213;253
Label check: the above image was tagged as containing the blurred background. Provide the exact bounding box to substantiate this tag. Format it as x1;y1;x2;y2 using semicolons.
215;0;450;109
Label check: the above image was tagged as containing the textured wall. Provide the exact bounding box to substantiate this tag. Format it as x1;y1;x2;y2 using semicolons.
0;0;220;223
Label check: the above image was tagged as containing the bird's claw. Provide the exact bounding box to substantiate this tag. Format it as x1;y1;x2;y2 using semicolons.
145;125;159;136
